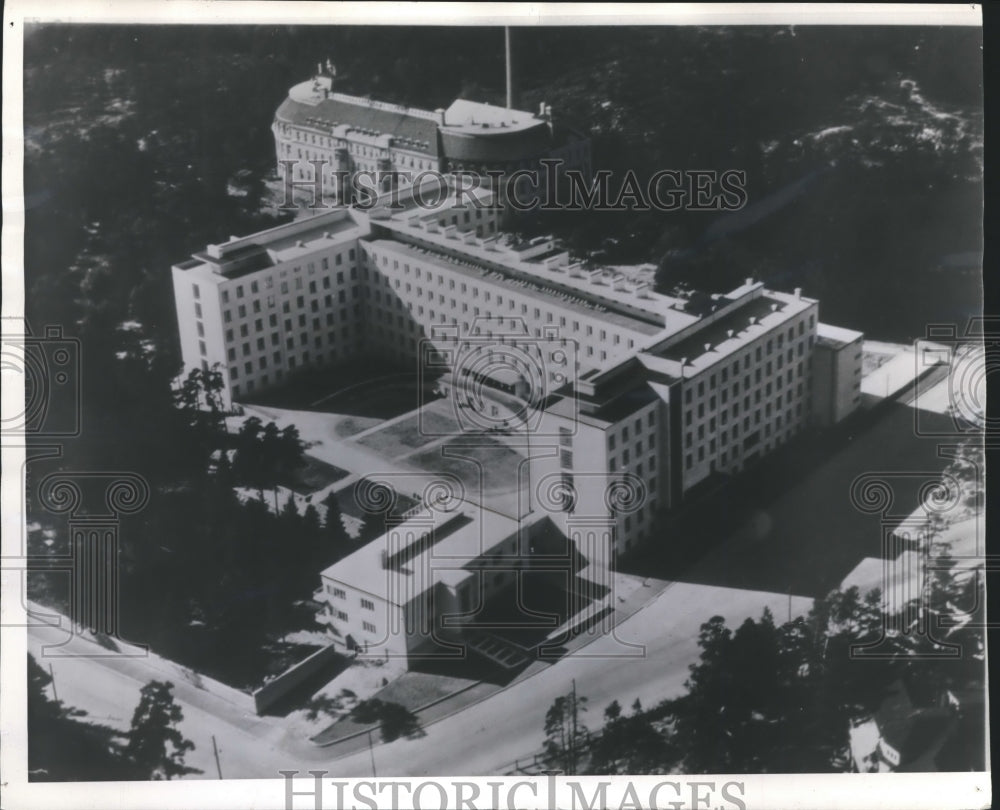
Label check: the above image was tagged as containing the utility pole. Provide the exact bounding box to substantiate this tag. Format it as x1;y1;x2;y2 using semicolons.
48;663;58;701
367;729;377;778
505;26;513;109
569;679;578;775
211;735;223;779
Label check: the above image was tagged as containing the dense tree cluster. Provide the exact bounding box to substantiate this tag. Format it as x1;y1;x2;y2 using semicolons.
548;565;985;774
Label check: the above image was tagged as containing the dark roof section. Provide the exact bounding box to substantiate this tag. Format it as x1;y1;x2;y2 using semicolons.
440;125;552;164
587;383;659;423
657;295;782;363
275;96;441;158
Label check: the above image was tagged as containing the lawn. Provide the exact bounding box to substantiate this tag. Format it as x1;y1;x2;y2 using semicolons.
333;415;382;439
281;454;350;494
410;436;525;497
356;409;459;457
309;668;482;746
316;378;433;421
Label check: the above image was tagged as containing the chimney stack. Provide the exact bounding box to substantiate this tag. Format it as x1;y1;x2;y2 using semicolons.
794;287;803;299
435;108;446;126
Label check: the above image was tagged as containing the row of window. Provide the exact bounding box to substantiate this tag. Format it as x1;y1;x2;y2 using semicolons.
369;250;639;350
222;286;360;325
607;410;657;451
683;402;806;472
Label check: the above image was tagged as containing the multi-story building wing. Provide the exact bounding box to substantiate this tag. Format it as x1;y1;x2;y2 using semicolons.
813;322;865;425
314;501;572;664
173;182;865;575
172;208;369;401
272;65;591;204
530;282;865;558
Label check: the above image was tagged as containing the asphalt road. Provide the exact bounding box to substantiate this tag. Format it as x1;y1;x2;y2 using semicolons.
318;582;812;777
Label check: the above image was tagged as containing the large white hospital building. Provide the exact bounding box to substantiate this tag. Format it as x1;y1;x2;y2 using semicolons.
172;178;863;665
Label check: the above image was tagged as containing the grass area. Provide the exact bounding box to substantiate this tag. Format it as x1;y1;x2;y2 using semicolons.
315;377;435;421
333;415;382;439
310;662;485;746
281;455;349;494
410;437;524;496
356;409;458;456
376;670;476;709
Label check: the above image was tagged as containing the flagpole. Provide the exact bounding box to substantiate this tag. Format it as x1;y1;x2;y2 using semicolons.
505;27;513;109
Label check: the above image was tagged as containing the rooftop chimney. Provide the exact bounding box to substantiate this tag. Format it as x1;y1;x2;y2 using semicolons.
745;277;753;286
727;329;734;338
794;287;803;299
435;108;446;126
749;316;757;325
704;343;712;353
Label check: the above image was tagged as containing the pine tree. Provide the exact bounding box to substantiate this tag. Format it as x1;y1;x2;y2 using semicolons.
124;681;199;780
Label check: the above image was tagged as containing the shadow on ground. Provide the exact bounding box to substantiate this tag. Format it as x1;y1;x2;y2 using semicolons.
619;403;957;599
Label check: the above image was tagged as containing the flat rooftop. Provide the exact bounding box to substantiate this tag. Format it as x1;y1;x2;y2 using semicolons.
441;99;545;134
378;223;695;336
643;286;816;377
364;237;664;337
321;501;525;603
177;209;367;282
817;322;864;350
